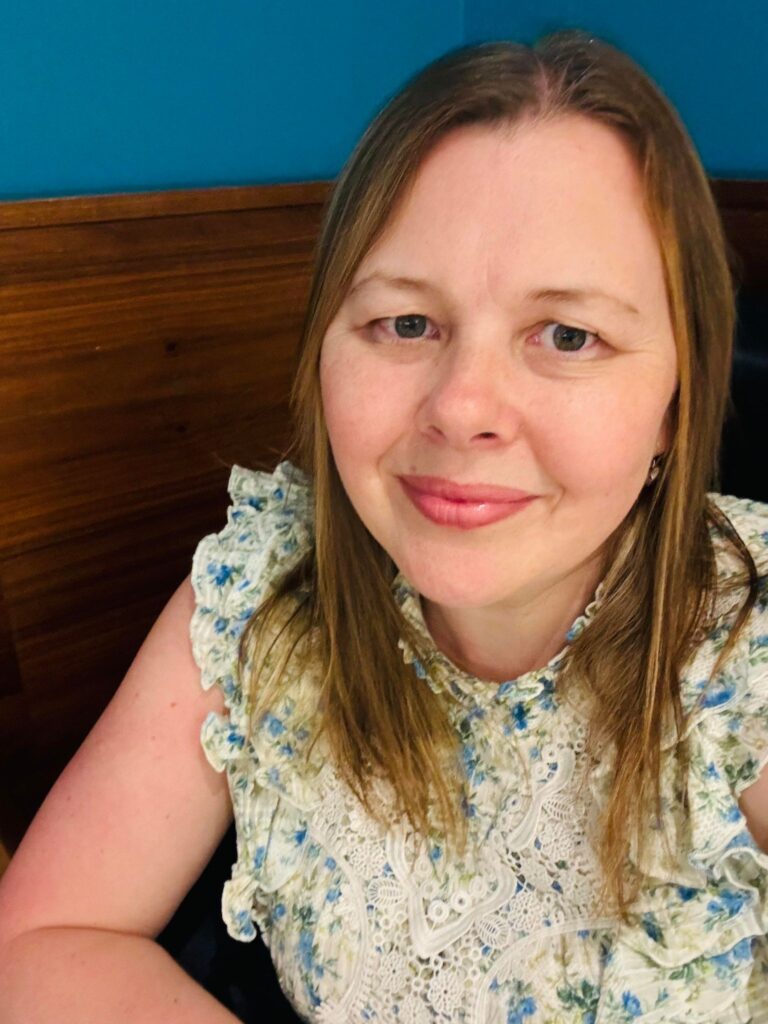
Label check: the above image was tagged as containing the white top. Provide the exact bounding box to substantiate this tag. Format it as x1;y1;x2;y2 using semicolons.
190;459;768;1023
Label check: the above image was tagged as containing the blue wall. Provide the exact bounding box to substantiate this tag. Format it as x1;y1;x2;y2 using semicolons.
0;1;463;199
465;1;768;178
0;1;764;200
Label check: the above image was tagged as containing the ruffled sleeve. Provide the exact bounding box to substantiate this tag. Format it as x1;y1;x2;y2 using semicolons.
190;459;313;760
189;459;319;942
590;493;768;1022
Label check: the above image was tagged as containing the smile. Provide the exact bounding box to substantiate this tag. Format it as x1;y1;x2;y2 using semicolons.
398;477;538;530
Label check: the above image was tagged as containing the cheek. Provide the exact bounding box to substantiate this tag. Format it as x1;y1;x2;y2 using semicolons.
320;344;413;462
534;381;668;497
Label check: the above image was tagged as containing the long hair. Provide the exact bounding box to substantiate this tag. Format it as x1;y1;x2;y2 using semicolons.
239;29;759;919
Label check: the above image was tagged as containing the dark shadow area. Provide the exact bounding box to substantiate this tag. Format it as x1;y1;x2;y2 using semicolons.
156;824;304;1023
720;290;768;503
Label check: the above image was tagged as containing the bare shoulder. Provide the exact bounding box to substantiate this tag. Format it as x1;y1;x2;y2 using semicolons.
0;575;233;948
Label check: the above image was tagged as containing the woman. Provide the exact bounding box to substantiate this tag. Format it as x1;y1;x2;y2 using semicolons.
1;28;767;1024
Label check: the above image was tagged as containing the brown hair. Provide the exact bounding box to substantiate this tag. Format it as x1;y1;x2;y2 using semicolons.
239;28;759;919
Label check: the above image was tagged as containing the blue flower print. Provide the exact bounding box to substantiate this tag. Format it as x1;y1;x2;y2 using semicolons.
706;887;751;923
676;886;697;901
699;682;736;709
226;728;245;750
298;927;315;971
711;937;753;976
537;676;556;710
621;991;642;1018
208;561;233;586
511;702;528;731
296;924;323;1008
722;802;742;823
462;743;486;784
411;658;428;680
233;909;256;939
726;831;756;850
507;994;536;1024
263;712;286;737
641;912;664;944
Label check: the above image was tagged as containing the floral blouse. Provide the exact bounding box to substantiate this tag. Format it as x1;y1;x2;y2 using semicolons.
189;460;768;1023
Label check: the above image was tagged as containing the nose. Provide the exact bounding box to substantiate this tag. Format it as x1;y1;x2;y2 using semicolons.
415;335;523;450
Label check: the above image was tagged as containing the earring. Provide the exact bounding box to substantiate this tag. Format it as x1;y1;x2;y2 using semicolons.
646;453;663;485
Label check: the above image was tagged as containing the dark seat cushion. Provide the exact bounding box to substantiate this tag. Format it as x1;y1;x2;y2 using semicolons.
156;823;303;1023
720;290;768;503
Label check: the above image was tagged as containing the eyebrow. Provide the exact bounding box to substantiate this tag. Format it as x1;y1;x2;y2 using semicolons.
347;272;642;318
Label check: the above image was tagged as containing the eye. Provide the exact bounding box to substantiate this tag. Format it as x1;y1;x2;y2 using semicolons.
366;314;441;343
532;322;604;355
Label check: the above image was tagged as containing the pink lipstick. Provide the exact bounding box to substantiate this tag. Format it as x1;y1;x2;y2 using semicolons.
398;475;537;529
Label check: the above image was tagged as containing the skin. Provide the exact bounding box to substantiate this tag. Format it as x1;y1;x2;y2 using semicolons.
320;114;678;685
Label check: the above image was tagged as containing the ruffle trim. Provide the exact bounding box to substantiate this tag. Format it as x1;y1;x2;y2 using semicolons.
219;783;311;943
190;460;322;941
393;569;607;708
190;458;314;741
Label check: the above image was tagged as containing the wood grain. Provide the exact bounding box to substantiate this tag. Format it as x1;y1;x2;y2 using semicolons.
0;183;330;851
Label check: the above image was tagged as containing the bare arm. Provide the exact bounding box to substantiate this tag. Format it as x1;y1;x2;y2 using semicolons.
2;926;243;1023
0;576;245;1022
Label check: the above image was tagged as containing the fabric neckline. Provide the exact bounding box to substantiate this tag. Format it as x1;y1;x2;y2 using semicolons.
392;570;607;708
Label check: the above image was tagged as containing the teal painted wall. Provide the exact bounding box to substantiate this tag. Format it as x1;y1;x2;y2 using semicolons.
0;1;463;199
0;1;764;199
464;0;768;178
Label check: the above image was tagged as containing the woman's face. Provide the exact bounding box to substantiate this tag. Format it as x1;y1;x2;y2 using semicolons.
320;116;678;611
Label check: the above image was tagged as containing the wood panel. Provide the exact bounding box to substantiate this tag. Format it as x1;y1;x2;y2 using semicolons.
0;183;330;851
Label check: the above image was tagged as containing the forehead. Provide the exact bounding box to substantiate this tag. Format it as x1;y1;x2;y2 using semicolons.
354;116;667;314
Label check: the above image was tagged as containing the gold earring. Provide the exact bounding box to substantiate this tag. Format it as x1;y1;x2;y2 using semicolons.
646;454;663;485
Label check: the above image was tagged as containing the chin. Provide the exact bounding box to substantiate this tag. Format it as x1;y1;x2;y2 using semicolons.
395;551;517;609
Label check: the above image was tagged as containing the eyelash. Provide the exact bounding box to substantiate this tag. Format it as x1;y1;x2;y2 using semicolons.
365;315;606;356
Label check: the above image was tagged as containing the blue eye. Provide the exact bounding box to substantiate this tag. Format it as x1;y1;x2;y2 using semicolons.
538;322;602;354
364;315;604;354
368;314;440;343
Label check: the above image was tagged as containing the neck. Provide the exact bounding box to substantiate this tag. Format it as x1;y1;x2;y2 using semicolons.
420;556;604;684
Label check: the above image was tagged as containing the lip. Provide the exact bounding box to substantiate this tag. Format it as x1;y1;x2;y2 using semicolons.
400;475;535;503
398;475;538;529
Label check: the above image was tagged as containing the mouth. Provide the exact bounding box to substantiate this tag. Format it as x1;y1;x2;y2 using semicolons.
399;474;535;503
398;475;538;530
